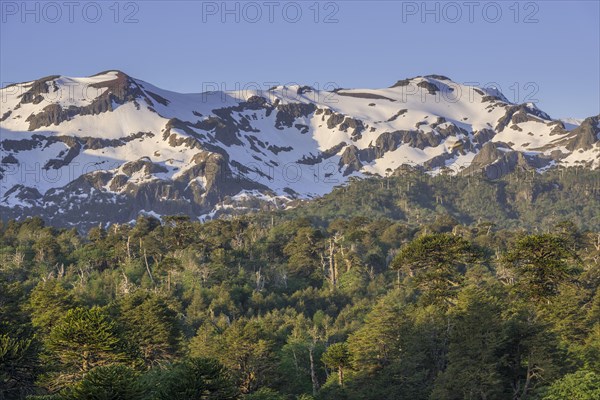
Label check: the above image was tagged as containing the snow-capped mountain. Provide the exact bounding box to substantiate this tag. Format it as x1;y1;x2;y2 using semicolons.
1;71;598;228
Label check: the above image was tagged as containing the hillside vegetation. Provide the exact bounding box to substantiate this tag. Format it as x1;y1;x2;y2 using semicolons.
1;169;600;399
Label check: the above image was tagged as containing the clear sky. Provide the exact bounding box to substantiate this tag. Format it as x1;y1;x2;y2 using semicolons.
1;0;599;119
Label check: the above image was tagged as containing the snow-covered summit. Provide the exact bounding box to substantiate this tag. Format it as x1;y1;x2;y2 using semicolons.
1;71;598;228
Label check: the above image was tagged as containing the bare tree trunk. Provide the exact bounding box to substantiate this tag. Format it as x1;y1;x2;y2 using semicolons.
520;360;533;400
329;238;336;288
309;344;319;396
143;248;155;285
126;235;131;263
292;349;299;373
255;268;264;291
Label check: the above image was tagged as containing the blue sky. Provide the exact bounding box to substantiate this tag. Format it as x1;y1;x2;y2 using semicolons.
1;0;599;118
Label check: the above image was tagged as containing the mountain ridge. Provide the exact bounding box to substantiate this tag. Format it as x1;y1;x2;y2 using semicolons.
1;70;598;229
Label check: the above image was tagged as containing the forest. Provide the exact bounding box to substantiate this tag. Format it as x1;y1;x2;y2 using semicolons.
1;168;600;399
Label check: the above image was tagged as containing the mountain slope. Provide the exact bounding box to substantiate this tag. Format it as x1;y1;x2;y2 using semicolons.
1;71;598;228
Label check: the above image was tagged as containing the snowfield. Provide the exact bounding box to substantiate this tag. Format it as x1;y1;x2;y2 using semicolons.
1;71;598;227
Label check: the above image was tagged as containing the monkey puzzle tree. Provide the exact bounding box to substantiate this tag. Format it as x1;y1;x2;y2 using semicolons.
152;358;238;400
322;343;351;387
502;234;580;304
60;365;145;400
42;307;128;391
391;233;484;305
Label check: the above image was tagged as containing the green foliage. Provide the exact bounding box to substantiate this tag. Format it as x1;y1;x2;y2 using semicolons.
347;294;404;373
283;227;324;283
500;306;566;399
346;296;445;399
0;280;39;398
502;234;580;302
391;233;483;305
289;169;600;231
277;316;326;396
0;169;599;398
60;365;144;400
190;318;276;394
244;388;285;400
322;343;350;386
27;280;76;336
541;370;600;400
322;343;350;370
0;333;38;398
41;307;128;390
116;291;182;366
151;358;238;400
430;288;506;399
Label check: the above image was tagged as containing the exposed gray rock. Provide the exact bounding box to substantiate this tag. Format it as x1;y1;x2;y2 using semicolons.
44;142;81;170
146;91;170;106
417;81;440;94
275;103;316;129
339;117;365;139
294;124;310;134
436;123;468;138
19;75;60;105
482;95;504;103
462;141;554;179
4;184;42;202
0;154;18;164
424;75;451;81
548;121;567;136
390;79;411;88
387;109;408;122
326;112;345;129
121;158;168;176
109;174;129;191
297;142;346;165
338;145;363;175
0;111;12;122
267;144;293;155
423;152;456;170
559;115;600;151
296;86;314;95
24;72;153;130
2;137;40;152
429;117;447;129
472;129;496;145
